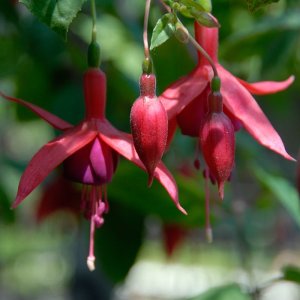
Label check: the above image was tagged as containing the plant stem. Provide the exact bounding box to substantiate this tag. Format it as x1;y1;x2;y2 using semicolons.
188;33;218;76
91;0;97;42
175;18;218;77
143;0;152;59
159;0;171;13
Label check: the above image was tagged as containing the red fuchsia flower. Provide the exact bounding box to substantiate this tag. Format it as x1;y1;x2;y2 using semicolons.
160;21;295;164
0;67;186;271
130;73;168;186
199;88;235;199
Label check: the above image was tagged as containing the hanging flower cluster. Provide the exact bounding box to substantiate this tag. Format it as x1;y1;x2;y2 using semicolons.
0;0;295;271
0;66;186;270
160;22;294;192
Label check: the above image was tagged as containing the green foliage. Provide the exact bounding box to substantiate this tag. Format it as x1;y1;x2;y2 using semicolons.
95;201;145;283
246;0;280;12
188;283;250;300
20;0;87;39
150;13;177;50
0;0;300;297
282;265;300;284
254;167;300;227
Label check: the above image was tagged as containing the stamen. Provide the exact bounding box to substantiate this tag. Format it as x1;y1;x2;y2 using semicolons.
87;186;97;271
87;255;96;272
204;169;213;243
87;217;96;271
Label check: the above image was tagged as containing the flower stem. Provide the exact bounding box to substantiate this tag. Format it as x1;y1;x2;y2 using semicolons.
143;0;152;60
90;0;97;42
188;32;218;77
159;0;171;13
175;18;218;77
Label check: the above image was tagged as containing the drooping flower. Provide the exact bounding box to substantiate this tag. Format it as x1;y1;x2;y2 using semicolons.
130;73;168;185
160;21;295;162
199;89;235;199
0;67;186;271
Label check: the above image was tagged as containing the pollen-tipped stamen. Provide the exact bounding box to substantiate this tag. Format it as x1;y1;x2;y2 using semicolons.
204;169;213;243
86;185;107;271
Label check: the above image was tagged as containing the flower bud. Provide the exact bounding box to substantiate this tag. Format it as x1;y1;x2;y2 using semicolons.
130;74;168;185
199;92;235;199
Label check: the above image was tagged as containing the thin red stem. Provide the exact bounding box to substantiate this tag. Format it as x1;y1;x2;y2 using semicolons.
159;0;171;13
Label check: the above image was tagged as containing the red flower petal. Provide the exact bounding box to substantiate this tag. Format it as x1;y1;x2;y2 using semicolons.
0;91;72;130
12;123;97;208
218;65;295;161
36;176;81;222
236;76;295;95
159;66;211;120
98;119;187;215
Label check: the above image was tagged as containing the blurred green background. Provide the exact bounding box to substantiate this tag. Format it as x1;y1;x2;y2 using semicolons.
0;0;300;299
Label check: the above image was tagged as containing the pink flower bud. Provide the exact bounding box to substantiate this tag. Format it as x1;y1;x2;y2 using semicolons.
199;92;235;199
130;74;168;185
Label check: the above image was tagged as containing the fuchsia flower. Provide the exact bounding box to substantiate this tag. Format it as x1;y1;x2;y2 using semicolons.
199;89;235;199
130;73;168;185
160;21;295;163
0;67;186;271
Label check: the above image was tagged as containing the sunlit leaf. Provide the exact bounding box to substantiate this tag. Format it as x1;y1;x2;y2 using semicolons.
150;13;176;50
254;167;300;227
188;283;250;300
179;0;206;12
20;0;86;39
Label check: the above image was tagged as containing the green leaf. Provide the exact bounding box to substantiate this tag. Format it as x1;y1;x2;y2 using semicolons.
108;159;206;227
246;0;280;13
188;283;250;300
282;265;300;284
254;167;300;227
20;0;86;39
150;13;176;50
179;0;206;12
95;201;145;283
197;0;212;12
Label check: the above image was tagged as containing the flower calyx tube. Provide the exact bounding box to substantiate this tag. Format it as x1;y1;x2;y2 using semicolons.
199;76;235;199
130;66;168;186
